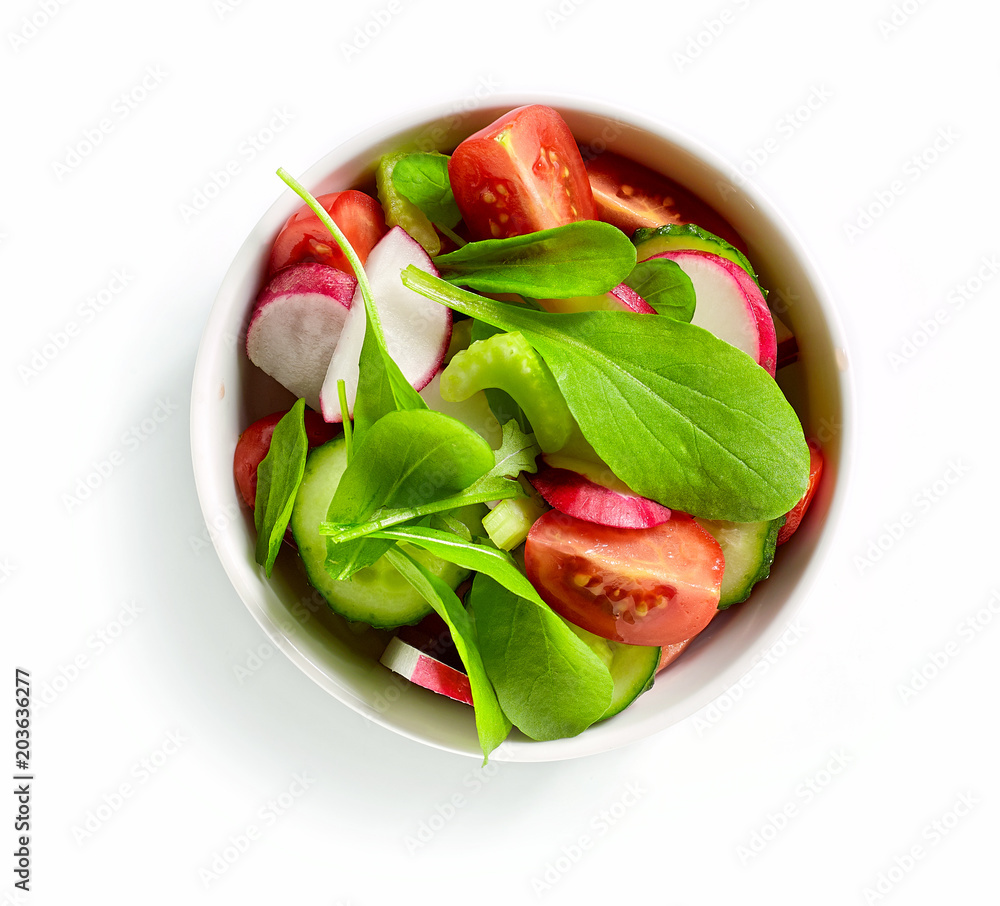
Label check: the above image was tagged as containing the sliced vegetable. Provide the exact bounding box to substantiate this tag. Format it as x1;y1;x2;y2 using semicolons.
695;516;783;608
379;636;473;706
448;104;597;240
523;510;725;646
585;150;744;248
633;222;759;287
289;438;482;628
440;330;575;454
777;441;824;544
528;464;672;529
268;190;387;276
245;263;356;411
233;408;338;509
319;226;451;422
652;249;777;376
564;621;661;719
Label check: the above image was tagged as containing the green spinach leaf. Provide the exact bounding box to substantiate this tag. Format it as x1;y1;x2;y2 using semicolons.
323;408;495;579
384;547;511;760
320;419;538;546
625;257;696;321
391;152;462;229
434;221;636;298
253;399;309;576
467;574;613;741
401;268;809;522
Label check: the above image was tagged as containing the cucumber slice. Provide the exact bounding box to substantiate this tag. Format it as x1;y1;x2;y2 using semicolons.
695;516;784;609
564;621;660;720
633;223;761;288
290;439;482;628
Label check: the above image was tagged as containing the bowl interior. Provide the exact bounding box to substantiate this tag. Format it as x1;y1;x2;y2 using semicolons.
190;97;851;762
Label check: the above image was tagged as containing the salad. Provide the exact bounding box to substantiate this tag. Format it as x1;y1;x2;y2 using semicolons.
232;105;823;758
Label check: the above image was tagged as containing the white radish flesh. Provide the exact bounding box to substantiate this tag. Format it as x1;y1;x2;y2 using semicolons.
653;250;777;376
245;263;356;411
320;226;452;422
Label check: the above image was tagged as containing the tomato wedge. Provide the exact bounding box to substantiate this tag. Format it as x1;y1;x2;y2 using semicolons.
233;409;338;508
585;151;746;250
524;511;725;646
777;441;824;544
267;190;388;276
448;105;597;240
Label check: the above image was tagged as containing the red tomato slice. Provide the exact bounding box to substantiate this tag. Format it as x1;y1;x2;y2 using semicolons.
524;511;725;646
233;409;338;508
585;151;746;251
267;190;387;276
448;105;597;240
777;441;824;545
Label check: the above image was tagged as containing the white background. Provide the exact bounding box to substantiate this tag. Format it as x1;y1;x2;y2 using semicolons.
3;0;997;903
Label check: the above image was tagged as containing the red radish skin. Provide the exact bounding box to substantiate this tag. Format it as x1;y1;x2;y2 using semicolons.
380;637;473;706
773;310;799;369
529;466;672;529
537;282;655;315
652;250;778;376
320;227;452;423
245;263;356;410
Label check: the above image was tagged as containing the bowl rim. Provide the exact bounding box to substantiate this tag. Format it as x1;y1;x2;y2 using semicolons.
190;92;855;762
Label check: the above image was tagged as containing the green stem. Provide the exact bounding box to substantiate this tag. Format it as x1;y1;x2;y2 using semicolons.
276;167;386;347
435;222;467;249
337;379;353;462
319;481;521;544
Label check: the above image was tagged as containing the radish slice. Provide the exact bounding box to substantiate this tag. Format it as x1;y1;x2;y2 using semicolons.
651;250;777;376
380;637;473;706
320;226;452;422
537;282;655;314
529;465;672;529
245;263;356;411
773;310;799;369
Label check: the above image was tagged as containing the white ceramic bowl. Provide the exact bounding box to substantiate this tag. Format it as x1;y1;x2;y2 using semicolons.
190;94;852;762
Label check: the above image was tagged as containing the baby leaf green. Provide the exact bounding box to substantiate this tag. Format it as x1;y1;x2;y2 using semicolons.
253;399;308;576
624;257;696;321
433;221;636;298
324;408;495;578
401;268;810;521
467;574;613;741
391;152;462;229
384;547;511;760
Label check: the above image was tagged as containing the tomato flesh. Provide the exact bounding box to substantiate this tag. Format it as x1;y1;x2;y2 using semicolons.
777;441;824;544
525;511;725;646
233;409;338;508
585;151;746;251
448;105;597;241
267;190;387;276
